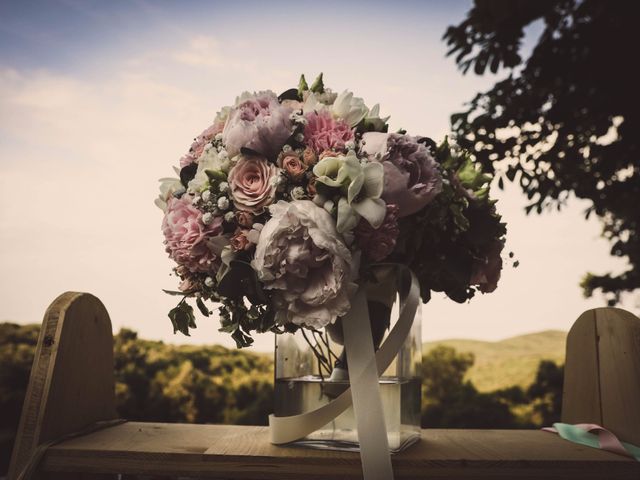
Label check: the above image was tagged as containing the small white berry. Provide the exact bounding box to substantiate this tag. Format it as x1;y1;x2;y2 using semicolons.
202;212;214;225
204;277;214;287
217;196;230;210
291;186;306;200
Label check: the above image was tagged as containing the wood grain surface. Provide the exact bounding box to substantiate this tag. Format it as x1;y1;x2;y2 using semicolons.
42;423;640;479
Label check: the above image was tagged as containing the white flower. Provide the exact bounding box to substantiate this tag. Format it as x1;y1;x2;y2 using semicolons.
332;90;369;127
204;277;214;287
201;190;211;202
313;151;386;232
155;177;185;212
219;181;229;193
252;200;357;329
363;103;390;131
188;148;231;194
224;211;235;223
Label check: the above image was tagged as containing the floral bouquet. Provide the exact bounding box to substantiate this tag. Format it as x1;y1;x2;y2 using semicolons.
156;73;506;348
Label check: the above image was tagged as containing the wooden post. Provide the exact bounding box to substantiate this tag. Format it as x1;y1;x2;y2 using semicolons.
562;307;640;445
8;292;117;480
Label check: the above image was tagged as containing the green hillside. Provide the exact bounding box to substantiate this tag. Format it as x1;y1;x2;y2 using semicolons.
424;330;566;392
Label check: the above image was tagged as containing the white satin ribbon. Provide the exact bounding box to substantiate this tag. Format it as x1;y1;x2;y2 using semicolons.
269;267;420;479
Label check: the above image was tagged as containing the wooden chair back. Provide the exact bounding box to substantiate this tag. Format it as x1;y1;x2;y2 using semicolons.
8;292;117;480
562;307;640;445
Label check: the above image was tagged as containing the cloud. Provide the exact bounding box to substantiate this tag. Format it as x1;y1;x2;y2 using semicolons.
171;35;223;68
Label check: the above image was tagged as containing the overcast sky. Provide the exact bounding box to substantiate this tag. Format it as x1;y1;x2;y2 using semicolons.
1;0;636;351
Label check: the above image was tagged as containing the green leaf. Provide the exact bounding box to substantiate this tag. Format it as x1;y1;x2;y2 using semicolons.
196;297;210;317
310;72;324;93
298;74;309;97
205;169;227;182
168;302;196;336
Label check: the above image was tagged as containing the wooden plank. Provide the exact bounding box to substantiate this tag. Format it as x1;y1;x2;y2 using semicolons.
41;423;640;479
562;309;602;425
596;308;640;445
8;292;117;480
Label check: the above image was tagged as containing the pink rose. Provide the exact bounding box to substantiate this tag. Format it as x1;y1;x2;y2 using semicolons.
230;229;251;252
361;132;442;217
235;210;254;228
304;110;354;153
179;122;225;168
222;91;293;160
162;195;224;273
228;155;279;213
355;204;400;261
279;154;306;180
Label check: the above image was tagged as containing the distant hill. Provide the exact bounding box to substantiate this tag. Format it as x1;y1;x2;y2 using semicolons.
423;330;566;392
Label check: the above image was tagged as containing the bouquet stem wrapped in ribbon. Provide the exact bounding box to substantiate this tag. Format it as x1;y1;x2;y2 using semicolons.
157;74;508;479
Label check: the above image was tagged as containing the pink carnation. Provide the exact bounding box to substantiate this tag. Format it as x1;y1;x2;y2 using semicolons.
304;110;354;153
162;195;224;273
179;122;225;168
355;204;400;262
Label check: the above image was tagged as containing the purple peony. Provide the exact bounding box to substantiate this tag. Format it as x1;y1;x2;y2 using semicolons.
355;204;400;261
361;132;442;217
222;91;293;160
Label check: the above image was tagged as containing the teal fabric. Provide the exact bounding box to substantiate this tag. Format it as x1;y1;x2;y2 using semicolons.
552;423;640;462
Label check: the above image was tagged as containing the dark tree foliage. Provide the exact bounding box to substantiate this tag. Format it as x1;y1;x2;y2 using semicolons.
421;346;523;428
527;360;564;426
445;0;640;305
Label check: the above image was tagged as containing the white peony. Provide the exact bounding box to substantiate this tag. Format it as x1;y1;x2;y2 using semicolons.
252;200;358;329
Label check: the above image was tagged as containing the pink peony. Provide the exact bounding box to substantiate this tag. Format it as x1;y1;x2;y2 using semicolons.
304;110;354;153
162;195;224;273
355;204;400;261
361;132;443;217
252;200;357;329
228;155;279;213
179;122;225;168
222;91;293;160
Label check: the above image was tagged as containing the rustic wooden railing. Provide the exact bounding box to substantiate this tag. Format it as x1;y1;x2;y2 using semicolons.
7;293;640;479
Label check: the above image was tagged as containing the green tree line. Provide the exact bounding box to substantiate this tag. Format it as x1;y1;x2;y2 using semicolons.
0;323;563;474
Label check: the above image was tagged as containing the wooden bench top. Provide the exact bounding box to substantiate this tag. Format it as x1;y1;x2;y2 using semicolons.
42;422;639;479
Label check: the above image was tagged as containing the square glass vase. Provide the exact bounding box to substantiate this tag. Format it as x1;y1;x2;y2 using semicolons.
273;298;422;453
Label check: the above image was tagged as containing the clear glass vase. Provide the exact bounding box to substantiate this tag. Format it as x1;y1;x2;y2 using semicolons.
273;285;422;453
